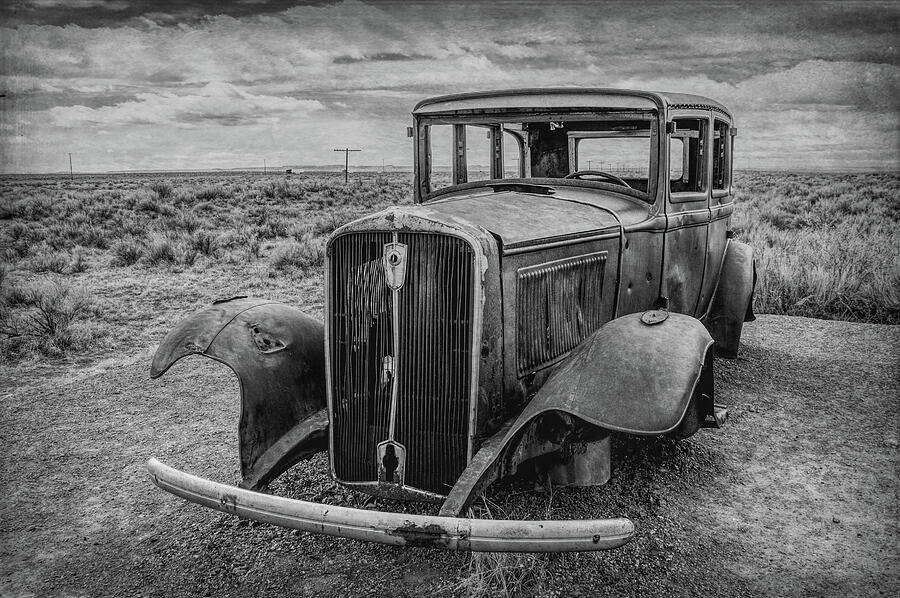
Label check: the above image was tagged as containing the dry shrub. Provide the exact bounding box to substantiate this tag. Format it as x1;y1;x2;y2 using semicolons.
0;278;101;360
149;180;174;199
134;190;176;216
188;230;221;257
237;228;262;260
69;249;89;273
29;249;69;274
256;216;290;239
194;185;230;201
269;240;324;272
167;211;202;233
144;234;199;268
111;237;144;266
145;234;177;265
3;222;37;258
60;221;110;249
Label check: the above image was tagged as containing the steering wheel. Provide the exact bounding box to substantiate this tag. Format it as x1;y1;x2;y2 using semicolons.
564;170;632;188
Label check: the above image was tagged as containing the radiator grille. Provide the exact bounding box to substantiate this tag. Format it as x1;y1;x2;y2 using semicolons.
517;252;607;375
329;231;475;494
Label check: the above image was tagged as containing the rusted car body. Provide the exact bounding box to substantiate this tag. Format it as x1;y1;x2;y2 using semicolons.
148;89;755;552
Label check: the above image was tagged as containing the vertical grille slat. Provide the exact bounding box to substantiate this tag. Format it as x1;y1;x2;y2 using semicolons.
330;231;475;494
517;252;607;375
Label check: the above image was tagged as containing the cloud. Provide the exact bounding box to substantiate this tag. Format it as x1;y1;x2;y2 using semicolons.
26;0;129;9
614;60;900;112
48;82;323;127
734;60;900;110
1;1;899;172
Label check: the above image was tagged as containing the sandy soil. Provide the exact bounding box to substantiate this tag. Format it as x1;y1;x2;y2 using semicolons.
1;314;898;597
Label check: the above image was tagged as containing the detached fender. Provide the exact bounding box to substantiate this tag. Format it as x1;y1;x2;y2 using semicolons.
705;240;756;358
441;311;714;516
151;297;327;489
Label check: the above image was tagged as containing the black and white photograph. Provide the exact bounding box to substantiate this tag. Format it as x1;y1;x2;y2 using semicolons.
1;1;897;596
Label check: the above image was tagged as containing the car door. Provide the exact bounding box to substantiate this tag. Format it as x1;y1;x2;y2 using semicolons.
663;112;711;316
699;117;735;316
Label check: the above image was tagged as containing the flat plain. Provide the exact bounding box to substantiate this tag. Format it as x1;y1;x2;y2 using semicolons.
1;171;898;597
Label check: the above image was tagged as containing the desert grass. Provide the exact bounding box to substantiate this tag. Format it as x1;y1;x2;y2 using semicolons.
0;170;896;363
0;171;410;363
452;493;555;598
731;172;899;323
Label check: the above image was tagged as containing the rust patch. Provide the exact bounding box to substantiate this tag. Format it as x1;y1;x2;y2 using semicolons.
219;493;238;513
388;522;452;548
248;323;287;354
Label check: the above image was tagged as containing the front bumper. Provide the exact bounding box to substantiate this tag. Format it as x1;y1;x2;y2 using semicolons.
147;458;634;552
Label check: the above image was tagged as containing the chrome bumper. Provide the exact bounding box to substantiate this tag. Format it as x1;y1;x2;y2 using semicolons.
147;458;634;552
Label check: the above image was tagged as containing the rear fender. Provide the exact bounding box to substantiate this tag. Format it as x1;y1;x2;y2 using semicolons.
705;240;756;358
151;297;327;489
440;311;714;517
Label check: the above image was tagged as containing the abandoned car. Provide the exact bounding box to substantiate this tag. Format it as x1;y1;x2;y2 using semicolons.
147;88;755;552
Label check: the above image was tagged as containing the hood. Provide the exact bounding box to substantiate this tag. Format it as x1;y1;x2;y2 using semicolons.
336;182;651;253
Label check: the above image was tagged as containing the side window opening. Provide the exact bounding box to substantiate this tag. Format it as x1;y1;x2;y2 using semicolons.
503;128;526;177
669;118;707;194
465;125;493;183
712;120;730;191
428;124;452;190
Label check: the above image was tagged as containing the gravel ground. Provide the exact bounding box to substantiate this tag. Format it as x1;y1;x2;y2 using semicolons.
1;314;898;597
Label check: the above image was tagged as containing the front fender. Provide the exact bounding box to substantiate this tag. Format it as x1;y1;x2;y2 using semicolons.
151;297;327;489
440;311;714;516
518;310;714;435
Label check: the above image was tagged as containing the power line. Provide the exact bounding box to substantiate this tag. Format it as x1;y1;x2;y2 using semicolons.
333;147;361;184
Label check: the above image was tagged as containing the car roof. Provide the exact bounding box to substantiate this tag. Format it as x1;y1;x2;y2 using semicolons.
413;88;731;117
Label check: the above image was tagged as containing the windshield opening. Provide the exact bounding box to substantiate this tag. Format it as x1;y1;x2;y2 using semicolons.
418;112;656;202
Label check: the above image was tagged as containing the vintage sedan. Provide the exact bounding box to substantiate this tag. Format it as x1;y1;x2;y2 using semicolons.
147;88;755;552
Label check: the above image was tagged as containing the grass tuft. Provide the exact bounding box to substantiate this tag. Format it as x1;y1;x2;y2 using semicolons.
145;235;177;265
149;180;174;199
111;238;145;266
29;250;70;274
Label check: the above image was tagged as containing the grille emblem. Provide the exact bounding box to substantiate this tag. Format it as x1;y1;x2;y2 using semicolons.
382;242;408;290
377;440;406;484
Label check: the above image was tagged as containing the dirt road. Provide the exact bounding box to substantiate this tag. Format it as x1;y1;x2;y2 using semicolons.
1;315;898;597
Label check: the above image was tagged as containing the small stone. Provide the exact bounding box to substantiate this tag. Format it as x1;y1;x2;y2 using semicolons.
832;516;840;523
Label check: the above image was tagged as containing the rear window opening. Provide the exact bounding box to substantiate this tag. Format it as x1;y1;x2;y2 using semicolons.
712;120;731;191
669;118;707;195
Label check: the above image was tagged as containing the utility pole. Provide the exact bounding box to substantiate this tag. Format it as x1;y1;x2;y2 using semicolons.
333;147;361;184
68;153;73;180
263;158;267;175
587;159;593;170
382;158;385;172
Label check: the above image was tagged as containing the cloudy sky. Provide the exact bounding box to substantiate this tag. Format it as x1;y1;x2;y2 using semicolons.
1;0;898;173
